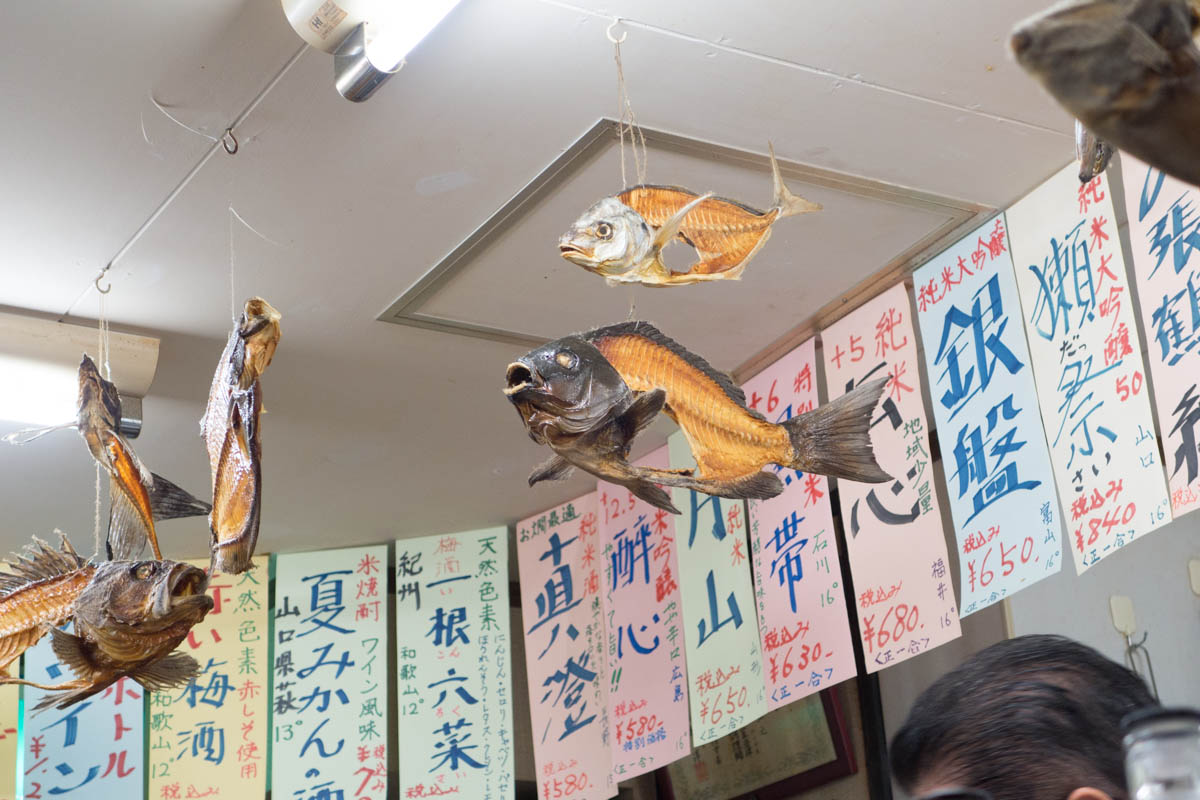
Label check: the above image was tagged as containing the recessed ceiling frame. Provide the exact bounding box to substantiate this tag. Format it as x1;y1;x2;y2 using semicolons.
378;118;993;377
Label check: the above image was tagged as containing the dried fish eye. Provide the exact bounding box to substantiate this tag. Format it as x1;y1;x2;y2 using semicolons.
556;351;578;369
596;222;613;240
133;563;154;580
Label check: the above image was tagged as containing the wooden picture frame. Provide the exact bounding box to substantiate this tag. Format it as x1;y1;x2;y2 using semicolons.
654;688;857;800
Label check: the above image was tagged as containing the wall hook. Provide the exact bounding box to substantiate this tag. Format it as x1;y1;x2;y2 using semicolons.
222;128;239;155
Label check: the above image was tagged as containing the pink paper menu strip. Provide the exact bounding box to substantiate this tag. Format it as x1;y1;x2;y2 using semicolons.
517;493;616;800
821;283;962;673
741;338;858;708
598;445;691;780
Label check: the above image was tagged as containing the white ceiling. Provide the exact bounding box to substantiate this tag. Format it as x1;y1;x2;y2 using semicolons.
0;0;1074;560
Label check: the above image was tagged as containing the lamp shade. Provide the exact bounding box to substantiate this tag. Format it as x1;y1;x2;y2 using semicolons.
280;0;379;54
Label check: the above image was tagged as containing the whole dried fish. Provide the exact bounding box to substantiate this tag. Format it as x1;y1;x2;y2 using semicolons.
0;533;93;676
77;355;211;561
504;336;678;512
583;322;892;498
506;322;892;513
1012;0;1200;187
4;559;213;711
559;144;821;287
202;297;281;575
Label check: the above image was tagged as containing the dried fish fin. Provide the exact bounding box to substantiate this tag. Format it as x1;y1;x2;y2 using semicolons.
48;626;94;681
132;652;201;691
768;142;822;218
30;680;99;712
0;626;49;675
0;663;97;711
649;192;713;265
710;470;785;500
108;474;158;561
633;465;784;501
787;377;891;483
616;389;666;440
528;455;574;486
149;472;212;521
623;478;679;515
0;533;86;597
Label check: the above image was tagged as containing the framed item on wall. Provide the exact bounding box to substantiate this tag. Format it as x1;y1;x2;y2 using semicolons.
655;688;857;800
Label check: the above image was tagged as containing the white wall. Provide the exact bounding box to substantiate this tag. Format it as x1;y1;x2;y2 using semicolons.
1007;516;1200;708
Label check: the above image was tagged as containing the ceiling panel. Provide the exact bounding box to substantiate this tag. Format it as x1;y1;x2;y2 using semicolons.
405;130;974;369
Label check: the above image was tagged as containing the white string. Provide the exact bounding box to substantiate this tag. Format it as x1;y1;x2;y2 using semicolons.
229;204;236;322
93;287;112;559
613;29;647;188
230;206;285;248
149;92;219;143
93;464;103;560
97;289;111;380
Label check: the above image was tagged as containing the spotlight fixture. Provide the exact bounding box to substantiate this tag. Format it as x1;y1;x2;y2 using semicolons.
280;0;462;102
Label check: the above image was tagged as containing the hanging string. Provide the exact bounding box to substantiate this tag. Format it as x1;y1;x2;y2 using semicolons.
610;20;647;189
148;92;220;143
229;204;237;322
93;284;113;559
93;464;103;560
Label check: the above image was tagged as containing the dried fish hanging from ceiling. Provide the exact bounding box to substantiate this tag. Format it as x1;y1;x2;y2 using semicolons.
556;17;821;288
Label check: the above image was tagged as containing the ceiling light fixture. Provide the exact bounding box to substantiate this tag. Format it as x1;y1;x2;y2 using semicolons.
280;0;462;102
0;312;159;433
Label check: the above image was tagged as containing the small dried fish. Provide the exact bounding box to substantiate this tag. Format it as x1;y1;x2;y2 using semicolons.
3;559;213;711
77;355;211;561
1012;0;1200;187
202;298;281;575
559;144;821;287
0;533;93;676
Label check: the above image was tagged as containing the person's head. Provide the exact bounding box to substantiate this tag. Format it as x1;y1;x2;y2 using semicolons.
891;634;1157;800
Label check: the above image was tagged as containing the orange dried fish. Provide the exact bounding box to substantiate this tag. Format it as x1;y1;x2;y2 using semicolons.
76;355;211;561
559;144;820;287
583;321;891;497
5;559;212;711
0;533;93;676
202;297;281;575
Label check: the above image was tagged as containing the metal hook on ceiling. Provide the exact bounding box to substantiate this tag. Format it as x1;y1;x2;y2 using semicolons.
606;18;627;44
222;128;239;155
94;273;111;294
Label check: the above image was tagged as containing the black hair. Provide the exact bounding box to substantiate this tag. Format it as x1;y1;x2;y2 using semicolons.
890;634;1157;800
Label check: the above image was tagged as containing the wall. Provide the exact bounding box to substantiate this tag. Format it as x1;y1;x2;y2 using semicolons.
1007;517;1200;708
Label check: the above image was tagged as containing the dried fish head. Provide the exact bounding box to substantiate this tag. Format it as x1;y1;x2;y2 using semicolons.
75;560;212;659
504;336;632;445
76;354;121;437
235;297;282;391
558;197;653;278
1011;0;1197;120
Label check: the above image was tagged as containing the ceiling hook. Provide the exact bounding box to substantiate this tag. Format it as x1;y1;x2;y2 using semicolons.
606;18;627;44
222;128;239;155
94;274;111;294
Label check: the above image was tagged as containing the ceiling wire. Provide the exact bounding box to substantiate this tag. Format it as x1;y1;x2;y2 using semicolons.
534;0;1070;139
59;42;309;322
